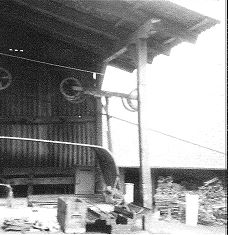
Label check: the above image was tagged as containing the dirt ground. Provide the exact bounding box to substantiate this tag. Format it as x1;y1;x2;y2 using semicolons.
0;198;226;235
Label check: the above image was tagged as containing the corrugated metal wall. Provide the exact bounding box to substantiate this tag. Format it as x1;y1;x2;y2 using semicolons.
0;123;96;168
0;59;97;169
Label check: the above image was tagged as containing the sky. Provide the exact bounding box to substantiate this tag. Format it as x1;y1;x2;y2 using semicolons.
102;0;226;167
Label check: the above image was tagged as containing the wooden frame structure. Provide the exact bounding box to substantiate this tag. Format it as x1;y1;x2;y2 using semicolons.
0;0;218;208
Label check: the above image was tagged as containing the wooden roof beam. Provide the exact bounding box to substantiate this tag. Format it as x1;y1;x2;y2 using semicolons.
104;19;170;63
66;0;147;25
124;45;165;65
104;47;128;64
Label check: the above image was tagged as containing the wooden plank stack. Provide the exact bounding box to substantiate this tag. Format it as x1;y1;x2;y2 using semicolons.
154;176;227;226
154;176;186;220
198;177;227;225
1;219;34;232
1;218;60;232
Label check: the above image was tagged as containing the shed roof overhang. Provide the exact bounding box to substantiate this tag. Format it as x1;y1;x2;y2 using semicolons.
0;0;219;73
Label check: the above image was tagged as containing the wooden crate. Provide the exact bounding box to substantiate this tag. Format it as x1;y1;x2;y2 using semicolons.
57;197;87;234
110;218;136;234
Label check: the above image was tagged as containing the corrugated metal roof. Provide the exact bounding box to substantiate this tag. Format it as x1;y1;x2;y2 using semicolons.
0;0;219;72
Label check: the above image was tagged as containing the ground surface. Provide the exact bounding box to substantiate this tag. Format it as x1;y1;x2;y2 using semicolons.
0;198;226;235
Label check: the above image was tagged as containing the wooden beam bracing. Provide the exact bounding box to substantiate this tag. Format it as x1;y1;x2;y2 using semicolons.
104;14;199;63
104;47;128;64
147;38;171;56
104;18;172;63
128;19;160;43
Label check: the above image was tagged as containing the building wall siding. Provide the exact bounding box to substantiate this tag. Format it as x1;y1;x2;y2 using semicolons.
0;58;97;169
0;123;96;168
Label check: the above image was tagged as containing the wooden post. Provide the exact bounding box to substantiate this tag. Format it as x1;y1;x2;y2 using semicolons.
105;97;113;152
95;64;107;146
118;167;125;194
94;64;106;193
136;38;153;209
27;174;34;197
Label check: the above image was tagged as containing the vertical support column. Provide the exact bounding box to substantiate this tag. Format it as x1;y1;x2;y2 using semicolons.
95;64;107;147
96;95;103;147
95;64;107;193
27;174;34;197
136;38;153;209
118;167;125;193
105;97;113;152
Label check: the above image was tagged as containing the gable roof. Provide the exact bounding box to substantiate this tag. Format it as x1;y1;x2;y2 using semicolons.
0;0;219;72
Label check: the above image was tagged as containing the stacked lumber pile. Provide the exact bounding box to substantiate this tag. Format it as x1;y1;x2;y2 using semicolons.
154;176;227;225
1;218;60;233
154;176;186;220
2;219;34;232
198;178;227;225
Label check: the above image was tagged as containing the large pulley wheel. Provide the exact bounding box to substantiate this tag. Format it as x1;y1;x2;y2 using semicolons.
122;89;138;112
0;67;12;91
60;77;85;103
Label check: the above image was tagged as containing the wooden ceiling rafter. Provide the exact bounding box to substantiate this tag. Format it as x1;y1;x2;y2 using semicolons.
0;1;113;56
61;0;148;27
12;0;132;41
0;0;219;72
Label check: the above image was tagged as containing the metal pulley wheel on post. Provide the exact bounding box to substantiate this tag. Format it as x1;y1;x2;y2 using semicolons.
121;89;138;112
60;77;138;112
60;77;86;103
0;67;12;91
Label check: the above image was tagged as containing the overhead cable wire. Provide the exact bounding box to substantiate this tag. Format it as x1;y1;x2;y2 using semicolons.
101;113;225;155
0;52;105;75
0;52;224;154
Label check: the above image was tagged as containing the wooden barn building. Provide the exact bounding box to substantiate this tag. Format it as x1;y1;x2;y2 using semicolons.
0;0;219;208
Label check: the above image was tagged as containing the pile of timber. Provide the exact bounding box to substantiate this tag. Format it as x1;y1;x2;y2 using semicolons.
2;219;34;232
1;218;60;233
154;176;227;225
198;177;227;225
154;176;186;220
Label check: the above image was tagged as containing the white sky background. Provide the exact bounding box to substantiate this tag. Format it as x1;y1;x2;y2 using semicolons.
102;0;226;167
